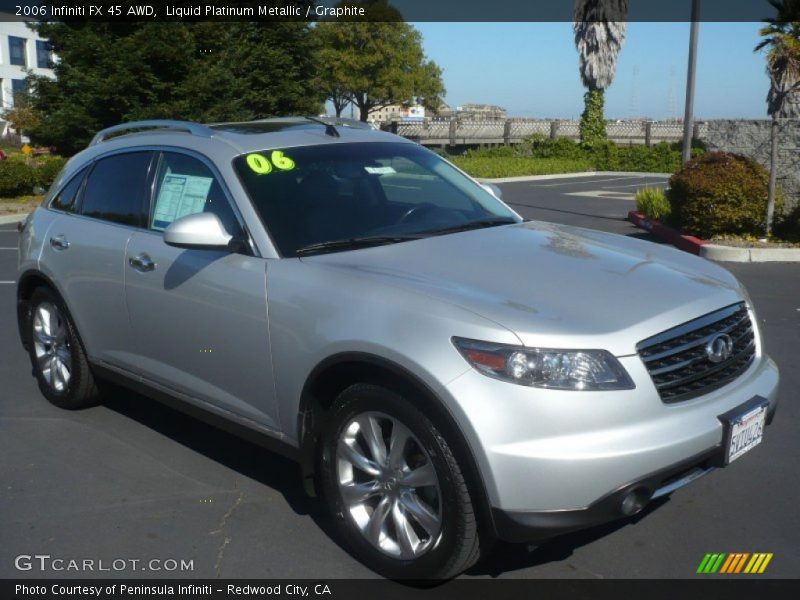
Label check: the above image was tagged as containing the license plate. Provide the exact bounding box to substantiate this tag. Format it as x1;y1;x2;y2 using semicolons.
724;404;767;464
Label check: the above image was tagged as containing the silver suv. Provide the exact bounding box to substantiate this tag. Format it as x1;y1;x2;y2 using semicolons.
16;118;779;579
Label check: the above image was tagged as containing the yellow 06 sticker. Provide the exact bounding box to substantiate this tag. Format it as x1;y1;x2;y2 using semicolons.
246;153;272;175
246;151;296;175
271;150;295;171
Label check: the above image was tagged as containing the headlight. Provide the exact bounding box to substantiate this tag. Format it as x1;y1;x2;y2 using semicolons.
452;337;635;391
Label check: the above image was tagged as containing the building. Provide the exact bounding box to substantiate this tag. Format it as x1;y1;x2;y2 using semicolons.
0;18;56;136
437;103;507;120
358;104;426;123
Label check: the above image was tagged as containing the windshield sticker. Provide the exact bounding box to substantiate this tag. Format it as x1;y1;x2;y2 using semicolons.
246;153;273;175
245;150;296;175
364;166;396;175
271;150;296;171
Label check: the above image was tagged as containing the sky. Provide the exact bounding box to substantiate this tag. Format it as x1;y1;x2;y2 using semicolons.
413;22;770;120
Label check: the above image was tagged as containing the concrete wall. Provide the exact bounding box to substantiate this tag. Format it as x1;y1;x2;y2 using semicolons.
393;118;703;147
702;119;800;212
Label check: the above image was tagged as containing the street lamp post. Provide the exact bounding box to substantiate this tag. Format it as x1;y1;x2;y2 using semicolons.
682;0;701;165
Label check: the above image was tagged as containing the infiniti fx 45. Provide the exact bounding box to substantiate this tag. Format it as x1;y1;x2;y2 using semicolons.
16;118;779;579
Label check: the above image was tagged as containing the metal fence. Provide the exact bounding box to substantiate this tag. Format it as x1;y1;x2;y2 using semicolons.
386;118;707;147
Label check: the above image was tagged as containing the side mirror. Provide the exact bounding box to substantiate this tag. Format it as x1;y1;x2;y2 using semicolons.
163;212;235;250
480;181;503;200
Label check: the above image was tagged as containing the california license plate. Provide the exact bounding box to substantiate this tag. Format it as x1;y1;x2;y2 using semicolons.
724;403;767;464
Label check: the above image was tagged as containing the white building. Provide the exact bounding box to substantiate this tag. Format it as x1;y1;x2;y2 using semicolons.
364;104;426;124
0;18;56;135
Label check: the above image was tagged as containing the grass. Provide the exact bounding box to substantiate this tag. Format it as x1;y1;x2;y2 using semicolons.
635;187;671;221
0;195;43;215
450;156;594;179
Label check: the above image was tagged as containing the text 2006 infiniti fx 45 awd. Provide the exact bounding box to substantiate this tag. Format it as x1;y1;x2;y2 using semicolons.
16;118;779;579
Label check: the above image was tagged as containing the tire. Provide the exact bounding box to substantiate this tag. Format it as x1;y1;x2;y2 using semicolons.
320;383;480;580
26;286;100;410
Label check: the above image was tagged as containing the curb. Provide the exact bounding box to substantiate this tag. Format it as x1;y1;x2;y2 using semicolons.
628;211;800;262
0;213;28;225
700;244;800;262
627;211;706;255
484;171;672;183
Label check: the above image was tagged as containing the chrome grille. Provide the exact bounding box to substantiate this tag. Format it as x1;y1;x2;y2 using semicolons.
637;303;756;403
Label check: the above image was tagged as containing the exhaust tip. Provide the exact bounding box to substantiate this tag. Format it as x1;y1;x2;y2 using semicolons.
620;487;651;516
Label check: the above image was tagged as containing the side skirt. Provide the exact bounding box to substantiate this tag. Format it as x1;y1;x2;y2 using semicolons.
90;363;302;464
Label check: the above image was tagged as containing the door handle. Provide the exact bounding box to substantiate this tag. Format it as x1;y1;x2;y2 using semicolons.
128;253;156;272
49;235;70;250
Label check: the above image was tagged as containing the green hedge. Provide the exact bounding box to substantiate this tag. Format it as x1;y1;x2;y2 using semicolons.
0;156;66;197
450;156;593;178
466;135;704;175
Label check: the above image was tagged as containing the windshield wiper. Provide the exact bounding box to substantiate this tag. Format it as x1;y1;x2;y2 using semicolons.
295;234;424;257
423;217;519;236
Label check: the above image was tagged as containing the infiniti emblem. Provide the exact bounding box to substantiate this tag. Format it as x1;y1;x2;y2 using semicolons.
705;333;734;363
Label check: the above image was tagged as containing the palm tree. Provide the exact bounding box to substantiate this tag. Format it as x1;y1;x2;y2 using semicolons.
755;0;800;236
573;0;629;146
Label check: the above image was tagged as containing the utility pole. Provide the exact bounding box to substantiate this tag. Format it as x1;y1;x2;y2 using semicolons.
681;0;700;165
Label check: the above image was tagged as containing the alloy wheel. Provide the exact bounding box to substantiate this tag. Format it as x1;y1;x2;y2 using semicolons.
32;302;72;393
336;411;443;560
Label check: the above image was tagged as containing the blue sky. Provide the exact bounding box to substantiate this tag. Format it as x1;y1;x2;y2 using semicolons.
413;22;770;120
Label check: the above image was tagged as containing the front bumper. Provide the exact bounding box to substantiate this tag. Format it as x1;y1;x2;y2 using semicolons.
493;394;777;543
441;354;779;541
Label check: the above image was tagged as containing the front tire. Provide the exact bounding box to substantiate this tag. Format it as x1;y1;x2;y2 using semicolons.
27;287;100;410
320;383;480;579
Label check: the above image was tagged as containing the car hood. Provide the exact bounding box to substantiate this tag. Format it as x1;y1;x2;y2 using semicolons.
305;221;747;356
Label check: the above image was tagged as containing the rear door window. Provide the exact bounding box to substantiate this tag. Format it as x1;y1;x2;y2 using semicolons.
149;151;240;235
81;152;154;227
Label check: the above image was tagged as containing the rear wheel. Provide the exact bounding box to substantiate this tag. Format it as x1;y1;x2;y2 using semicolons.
27;287;100;409
320;383;480;579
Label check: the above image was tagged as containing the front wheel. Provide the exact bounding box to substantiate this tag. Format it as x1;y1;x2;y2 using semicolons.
320;383;480;579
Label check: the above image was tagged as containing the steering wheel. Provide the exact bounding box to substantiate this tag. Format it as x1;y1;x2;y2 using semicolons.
399;202;438;224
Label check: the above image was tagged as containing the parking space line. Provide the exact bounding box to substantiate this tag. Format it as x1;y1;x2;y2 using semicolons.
565;190;636;200
0;247;19;250
601;181;668;189
0;281;15;284
533;176;640;187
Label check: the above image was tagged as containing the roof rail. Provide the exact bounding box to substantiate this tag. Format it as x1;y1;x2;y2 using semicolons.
305;116;378;131
89;120;215;146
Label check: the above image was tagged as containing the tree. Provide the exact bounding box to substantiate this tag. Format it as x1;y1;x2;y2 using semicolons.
573;0;628;146
2;94;42;139
313;3;445;122
755;0;800;236
26;17;323;154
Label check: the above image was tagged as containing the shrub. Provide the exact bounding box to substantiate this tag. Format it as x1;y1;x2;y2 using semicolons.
667;152;779;238
635;187;671;220
521;134;585;160
31;156;68;189
774;204;800;242
463;145;517;158
0;159;35;197
586;140;621;170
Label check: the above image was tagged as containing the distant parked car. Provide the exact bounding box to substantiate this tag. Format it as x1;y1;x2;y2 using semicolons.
16;118;779;579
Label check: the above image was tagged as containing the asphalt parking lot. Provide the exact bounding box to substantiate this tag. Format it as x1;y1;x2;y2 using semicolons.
1;175;798;580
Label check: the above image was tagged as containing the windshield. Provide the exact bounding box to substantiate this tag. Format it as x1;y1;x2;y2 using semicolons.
232;142;520;257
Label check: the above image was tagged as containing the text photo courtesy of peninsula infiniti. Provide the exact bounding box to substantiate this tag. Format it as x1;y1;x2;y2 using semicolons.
16;118;779;579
